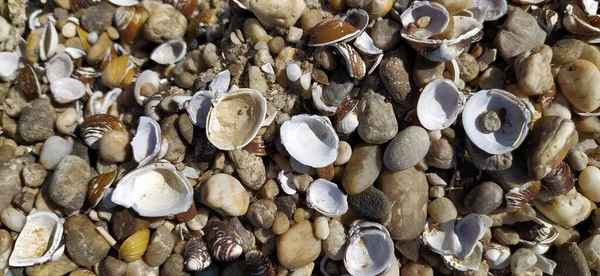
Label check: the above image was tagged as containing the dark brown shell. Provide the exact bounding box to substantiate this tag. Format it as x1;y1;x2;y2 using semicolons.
245;250;276;276
541;161;575;195
18;64;41;101
505;181;541;212
163;0;201;19
184;233;212;271
513;218;558;245
204;221;243;262
85;171;116;211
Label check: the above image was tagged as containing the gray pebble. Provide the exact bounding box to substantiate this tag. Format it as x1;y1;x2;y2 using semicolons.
160;254;185;276
64;214;111;266
426;137;456;169
246;199;277;228
370;19;402;51
101;256;127;276
48;155;90;211
358;88;398;144
492;226;520;246
553;242;591;276
465;138;513;171
80;2;117;33
145;225;176;267
324;69;354;106
347;186;391;220
494;8;547;65
379;49;413;103
566;150;588;171
413;55;445;88
463;182;504;214
22;163;48;188
479;111;502;133
384;126;430;171
428;197;457;223
18;99;56;143
458;53;479;82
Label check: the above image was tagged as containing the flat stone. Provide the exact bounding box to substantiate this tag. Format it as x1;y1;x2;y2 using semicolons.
64;214;111;266
383;126;430;171
18;99;56;143
228;149;266;190
145;225;176;267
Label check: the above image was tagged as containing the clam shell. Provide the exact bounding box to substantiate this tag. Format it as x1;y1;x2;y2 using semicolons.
111;163;194;217
163;0;201;19
109;0;139;6
81;114;125;149
280;115;339;168
204;220;243;262
134;70;160;106
184;235;211;271
308;18;360;47
86;171;117;211
64;47;87;59
50;78;86;104
464;0;507;22
334;42;366;79
28;9;44;31
344;221;394;276
515;217;559;254
367;0;393;18
442;242;483;271
114;5;149;44
484;243;511;269
245;249;276;276
17;64;41;101
400;1;450;39
540;161;574;195
0;52;20;81
150;40;187;65
335;98;360;137
206;88;267;150
421;219;461;255
454;214;492;259
341;9;370;34
306;178;348;217
9;212;64;267
101;55;135;89
39;22;59;61
312;84;338;116
119;228;150;263
505;181;541;212
131;116;162;167
417;78;466;130
564;4;600;38
462;89;532;154
46;53;74;83
187;90;215;128
278;171;297;195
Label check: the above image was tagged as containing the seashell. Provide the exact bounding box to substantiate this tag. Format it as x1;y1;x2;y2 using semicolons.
312;84;338;116
131;116;162;167
150;40;187;65
119;228;150;263
334;42;366;79
71;0;103;12
39;22;59;61
245;250;276;276
0;52;20;81
86;171;117;211
111;162;194;217
81;114;125;149
109;0;139;7
17;64;42;101
353;32;384;74
417;78;466;130
530;6;559;33
367;0;393;18
514;217;559;254
483;243;511;269
101;55;135;89
341;8;370;33
50;78;87;104
204;220;243;262
144;92;166;121
9;212;64;267
344;221;394;276
454;214;492;259
164;0;201;19
46;53;74;83
421;218;461;255
308;18;360;47
505;181;541;212
442;242;483;271
306;178;348;217
462;89;533;154
464;0;507;22
334;98;360;137
206;89;267;150
28;9;44;31
278;171;297;195
114;5;149;44
540;161;575;195
134;70;160;106
64;47;87;59
280;114;339;168
400;1;450;39
242;127;268;156
286;63;301;82
186;91;214;128
184;234;211;271
563;4;600;41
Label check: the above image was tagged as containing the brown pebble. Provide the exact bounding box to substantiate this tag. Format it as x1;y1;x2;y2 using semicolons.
268;36;285;55
316;164;335;181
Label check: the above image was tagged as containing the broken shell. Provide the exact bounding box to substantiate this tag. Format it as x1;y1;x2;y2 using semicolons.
400;1;450;39
164;0;201;19
144;92;165;121
514;218;559;254
464;0;507;22
111;163;194;217
280;115;340;168
344;221;394;276
312;84;338;116
462;89;533;154
245;249;276;276
150;40;187;65
204;220;243;262
306;178;349;217
71;0;103;12
334;42;366;79
341;8;370;33
86;171;117;211
206;88;267;150
367;0;394;18
109;0;139;7
131;116;162;167
278;171;297;195
114;5;149;44
119;228;150;263
134;70;160;106
50;78;86;104
8;212;64;267
540;161;575;195
335;98;360;137
64;47;87;60
308;18;359;46
186;91;214;128
40;22;59;61
0;52;20;81
184;234;211;271
353;32;384;74
46;53;74;83
101;55;135;89
505;181;541;212
442;242;483;271
81;114;125;149
417;78;466;130
454;214;492;259
484;243;511;269
563;4;600;41
421;219;461;255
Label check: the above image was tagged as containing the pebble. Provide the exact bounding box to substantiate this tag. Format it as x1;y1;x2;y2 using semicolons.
552;39;585;65
143;4;187;43
314;216;329;239
61;22;77;38
316;164;335;181
575;116;600;139
0;145;14;163
314;47;338;71
102;256;127;276
463;181;504;214
458;53;479;82
293;208;311;222
286;26;303;43
22;163;47;188
18;99;56;143
553;242;591;276
275;196;296;218
200;173;250;216
379;49;413;103
12;191;35;213
228;149;267;190
494;8;547;65
272;211;290;235
413;55;445;88
478;66;505;89
244;18;271;44
39;136;72;170
579;166;600;202
246;199;277;228
533;188;593;227
25;255;79;276
276;220;321;269
465;137;513;171
0;17;10;43
202;43;221;68
579;234;600;271
48;155;90;211
567;150;588;171
145;225;176;267
248;0;306;28
334;141;352;165
384;126;430;171
260;179;280;199
80;2;116;33
347;186;391;219
528;116;578;180
511;248;538;274
401;260;434;276
248;66;268;94
370;19;402;50
557;59;600;112
111;208;150;242
300;9;323;31
161;115;186;163
341;142;383;195
0;207;25;232
514;45;554;95
379;167;428;240
64;214;111;266
323;219;347;260
128;258;160;275
324;69;354;106
492;226;520;246
358;88;398;144
428;197;457;223
292;173;313;192
177;115;194;145
268;37;285;55
426;137;456;169
186;208;210;231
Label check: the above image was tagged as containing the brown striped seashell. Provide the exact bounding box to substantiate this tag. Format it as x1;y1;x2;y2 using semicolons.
101;55;135;89
71;0;103;12
85;171;117;211
163;0;200;19
99;44;118;72
243;127;268;157
505;181;541;212
204;220;243;262
334;42;366;79
114;5;149;44
119;228;150;263
541;161;575;195
184;232;212;271
18;64;42;101
81;114;125;149
245;250;276;276
308;18;360;47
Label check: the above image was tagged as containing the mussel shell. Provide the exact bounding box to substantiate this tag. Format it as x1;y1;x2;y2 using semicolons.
86;171;117;211
540;161;575;195
17;64;41;101
505;181;541;212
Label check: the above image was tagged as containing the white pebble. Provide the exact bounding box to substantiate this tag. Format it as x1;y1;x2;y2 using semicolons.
1;207;26;232
286;26;303;43
315;216;329;240
87;32;98;45
286;63;301;82
579;166;600;202
39;136;73;170
61;22;77;38
334;141;352;165
186;208;210;231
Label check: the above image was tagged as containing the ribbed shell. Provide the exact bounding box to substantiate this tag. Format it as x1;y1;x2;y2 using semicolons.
81;114;125;149
204;221;243;262
505;181;541;212
184;235;211;271
119;228;150;263
245;250;275;276
541;161;575;195
71;0;103;12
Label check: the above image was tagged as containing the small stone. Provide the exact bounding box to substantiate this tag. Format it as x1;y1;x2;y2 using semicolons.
286;26;303;43
160;254;185;276
248;0;306;28
0;145;14;163
277;220;321;269
275;195;297;218
244;18;272;44
428;197;457;223
323;219;347;260
557;59;600;112
334;141;352;165
268;36;285;55
494;8;547;65
314;216;329;240
39;136;73;170
342;142;383;195
230;217;256;252
430;186;445;198
248;66;268;94
106;26;119;40
64;214;111;266
528;116;578;180
566;150;588;171
384;126;431;171
579;166;600;202
80;2;117;33
48;155;90;211
161;115;186;163
478;66;505;90
458;52;479;82
533;188;593;227
347;186;391;219
18;99;56;143
575;116;600;140
186;208;210;231
101;256;127;276
511;248;538;274
143;4;187;43
272;211;290;235
202;43;220;68
1;207;25;232
301;9;323;31
228;149;266;190
12;191;34;213
465;137;513;171
413;55;445;88
246;199;277;228
21;163;47;188
0;17;10;43
463;182;504;214
293;208;312;222
145;225;176;267
314;47;337;71
111;208;150;242
479;111;502;133
201;173;250;216
553;242;591;276
260;179;280;199
514;45;554;95
358;89;398;144
492;226;520;246
552;39;585;65
379;49;413;103
370;19;402;50
426;137;456;169
26;255;78;276
324;69;354;106
292;173;313;193
401;260;434;276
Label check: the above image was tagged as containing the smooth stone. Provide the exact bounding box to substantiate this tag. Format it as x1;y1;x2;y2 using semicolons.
478;66;505;89
334;141;352;165
246;199;277;228
528;116;579;180
177;115;194;145
579;166;600;202
511;248;537;274
25;255;78;276
567;150;588;172
145;226;176;267
533;189;593;227
370;19;402;51
248;0;306;28
186;208;210;231
277;220;321;269
300;9;323;32
557;59;600;112
0;166;22;213
314;47;337;71
323;219;347;261
111;208;150;242
272;211;290;235
575;116;600;139
428;197;457;223
18;99;56;143
494;8;547;65
39;136;73;170
64;214;111;266
458;53;479;82
248;66;268;94
160;115;186;163
0;145;15;163
101;256;127;276
228;149;266;190
579;234;600;271
324;69;354;106
552;39;585;65
202;43;221;68
413;55;445;88
12;191;35;213
463;182;504;214
99;129;129;161
492;226;520;246
378;167;428;240
514;45;554;95
341;142;383;195
379;49;412;103
201;173;250;216
275;196;297;218
48;155;90;211
401;260;433;276
553;242;591;276
384;126;430;171
347;186;391;220
0;17;10;43
358;89;398;144
426;137;456;169
0;207;25;232
127;258;159;275
142;4;187;43
160;254;185;276
465;138;513;171
80;2;116;33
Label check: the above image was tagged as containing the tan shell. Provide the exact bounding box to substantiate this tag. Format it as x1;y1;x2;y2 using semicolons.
114;5;149;44
101;55;135;89
119;228;150;263
400;1;450;39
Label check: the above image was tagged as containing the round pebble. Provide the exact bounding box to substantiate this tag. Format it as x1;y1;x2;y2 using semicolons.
511;248;537;274
479;111;502;133
200;173;250;216
22;163;48;188
347;186;391;220
428;197;457;223
567;150;589;172
246;199;277;228
272;211;290;235
61;22;77;38
383;126;430;171
334;141;352;165
314;216;329;240
463;182;504;214
276;220;321;269
579;166;600;202
143;4;187;43
0;207;26;232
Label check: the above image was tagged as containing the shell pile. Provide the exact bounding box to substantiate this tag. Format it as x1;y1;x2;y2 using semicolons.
2;0;600;274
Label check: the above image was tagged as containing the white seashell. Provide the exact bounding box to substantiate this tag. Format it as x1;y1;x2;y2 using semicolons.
261;63;274;74
563;4;600;39
28;9;44;31
306;179;348;217
111;163;194;217
312;84;337;116
9;212;65;267
421;219;461;255
477;48;497;71
518;217;559;255
484;243;511;269
134;70;161;106
46;53;74;83
573;106;600;117
400;1;450;39
462;89;533;154
150;40;187;65
454;214;492;259
0;52;20;81
344;221;394;276
286;63;301;82
300;73;311;91
50;78;87;104
464;0;507;22
534;253;557;275
417;78;465;130
206;88;267;150
131;116;162;167
280;115;339;168
290;157;311;173
277;171;297;195
210;69;231;96
109;0;139;6
39;22;59;61
39;136;73;170
64;47;87;59
186;90;214;128
442;242;483;271
98;88;122;115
